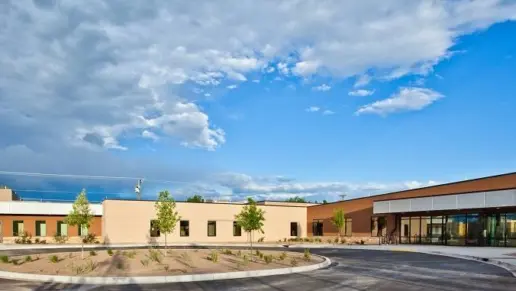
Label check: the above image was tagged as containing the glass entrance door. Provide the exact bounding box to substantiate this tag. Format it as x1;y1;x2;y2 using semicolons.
485;214;505;247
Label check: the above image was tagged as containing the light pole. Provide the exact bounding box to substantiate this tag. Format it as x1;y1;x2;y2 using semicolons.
339;194;347;201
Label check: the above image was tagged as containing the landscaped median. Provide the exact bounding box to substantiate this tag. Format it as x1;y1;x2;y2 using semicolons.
0;247;331;285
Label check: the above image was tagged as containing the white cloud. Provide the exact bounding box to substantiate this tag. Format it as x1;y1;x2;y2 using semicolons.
349;89;375;97
312;84;331;92
292;61;320;76
354;74;372;88
142;130;159;141
252;79;260;83
356;87;444;116
277;62;289;75
322;110;335;115
305;106;320;112
227;85;238;90
215;172;441;201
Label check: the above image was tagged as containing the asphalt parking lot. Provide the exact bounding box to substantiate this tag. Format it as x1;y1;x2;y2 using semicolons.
0;248;514;291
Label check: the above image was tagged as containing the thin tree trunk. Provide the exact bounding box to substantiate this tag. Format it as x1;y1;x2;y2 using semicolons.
81;239;84;259
165;234;167;250
250;231;253;262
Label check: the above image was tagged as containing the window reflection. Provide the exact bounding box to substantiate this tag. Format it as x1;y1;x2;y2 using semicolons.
431;216;443;244
507;214;516;247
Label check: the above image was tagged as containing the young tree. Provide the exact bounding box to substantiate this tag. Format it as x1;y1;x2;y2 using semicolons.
186;194;204;203
235;198;265;260
332;209;346;239
65;189;93;259
155;190;180;249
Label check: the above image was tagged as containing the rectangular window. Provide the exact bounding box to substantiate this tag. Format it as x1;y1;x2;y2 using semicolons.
345;218;352;237
79;224;88;236
312;220;323;236
233;221;242;236
290;222;298;237
150;220;160;237
13;220;24;236
35;221;46;237
207;221;216;237
57;221;68;236
180;220;189;237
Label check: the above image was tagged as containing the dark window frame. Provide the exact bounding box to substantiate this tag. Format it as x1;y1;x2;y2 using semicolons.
290;222;298;237
312;219;323;236
180;220;190;237
12;220;23;236
233;221;242;236
150;220;160;238
207;221;217;237
78;224;88;237
56;221;67;236
35;220;46;237
344;218;352;237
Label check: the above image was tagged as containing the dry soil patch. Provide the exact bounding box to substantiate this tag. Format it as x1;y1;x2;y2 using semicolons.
0;248;322;277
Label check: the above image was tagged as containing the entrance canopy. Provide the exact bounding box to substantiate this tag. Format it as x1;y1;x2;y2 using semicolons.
373;188;516;214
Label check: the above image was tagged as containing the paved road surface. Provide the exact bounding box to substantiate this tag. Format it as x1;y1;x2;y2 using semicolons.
0;248;514;291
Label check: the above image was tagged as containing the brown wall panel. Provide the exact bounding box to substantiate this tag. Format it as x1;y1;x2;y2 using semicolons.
0;215;102;238
307;173;516;237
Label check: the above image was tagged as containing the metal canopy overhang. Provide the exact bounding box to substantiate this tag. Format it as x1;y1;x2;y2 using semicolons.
373;188;516;214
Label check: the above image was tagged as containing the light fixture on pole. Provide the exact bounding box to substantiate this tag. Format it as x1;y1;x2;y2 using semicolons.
339;194;347;201
135;179;143;200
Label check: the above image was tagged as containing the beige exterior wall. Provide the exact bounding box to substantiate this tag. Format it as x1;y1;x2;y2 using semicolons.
0;189;15;201
102;200;308;244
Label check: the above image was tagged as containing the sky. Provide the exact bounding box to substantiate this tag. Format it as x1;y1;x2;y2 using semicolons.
0;0;515;203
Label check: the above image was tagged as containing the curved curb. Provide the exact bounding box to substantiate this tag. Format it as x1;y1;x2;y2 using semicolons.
0;255;331;285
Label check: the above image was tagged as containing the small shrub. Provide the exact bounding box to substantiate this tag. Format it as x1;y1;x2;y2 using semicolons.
208;251;219;263
163;264;170;272
11;259;20;265
0;255;9;263
255;250;261;257
360;239;365;245
340;238;347;244
257;237;265;242
116;261;124;270
89;250;97;256
290;258;298;267
68;252;74;259
237;250;242;257
148;249;162;263
303;237;310;242
85;259;98;272
283;238;287;242
140;259;150;267
49;255;59;263
94;240;100;244
259;252;264;259
107;249;113;256
243;254;249;265
278;252;287;261
71;263;86;275
14;231;33;244
124;250;136;259
39;240;47;244
223;249;233;255
264;255;273;264
25;255;32;262
315;237;322;243
327;238;332;244
35;238;40;244
82;233;96;244
303;249;311;261
180;252;191;262
53;233;68;244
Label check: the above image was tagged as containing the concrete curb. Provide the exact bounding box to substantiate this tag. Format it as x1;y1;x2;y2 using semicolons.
0;255;331;285
0;243;288;251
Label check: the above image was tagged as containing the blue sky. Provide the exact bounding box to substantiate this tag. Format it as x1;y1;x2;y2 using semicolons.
0;1;515;203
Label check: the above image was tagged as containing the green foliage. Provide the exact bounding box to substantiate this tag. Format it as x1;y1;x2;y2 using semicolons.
257;237;265;242
223;249;233;255
0;255;8;263
235;198;266;257
116;261;125;270
24;255;32;262
148;249;162;263
322;200;328;204
65;189;93;258
82;233;96;244
186;194;204;203
14;231;32;244
140;259;150;267
243;254;249;265
163;264;170;272
285;196;306;203
290;258;298;267
85;259;98;272
124;250;137;259
71;263;86;275
360;239;365;245
264;254;273;264
303;249;311;261
180;252;191;262
107;249;113;256
89;250;97;256
334;237;339;243
237;250;242;257
278;252;287;261
154;190;181;248
327;238;332;244
208;250;219;263
332;209;346;238
53;233;68;244
49;255;59;263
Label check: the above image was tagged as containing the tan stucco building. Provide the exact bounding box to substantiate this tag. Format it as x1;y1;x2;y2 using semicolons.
102;199;308;244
